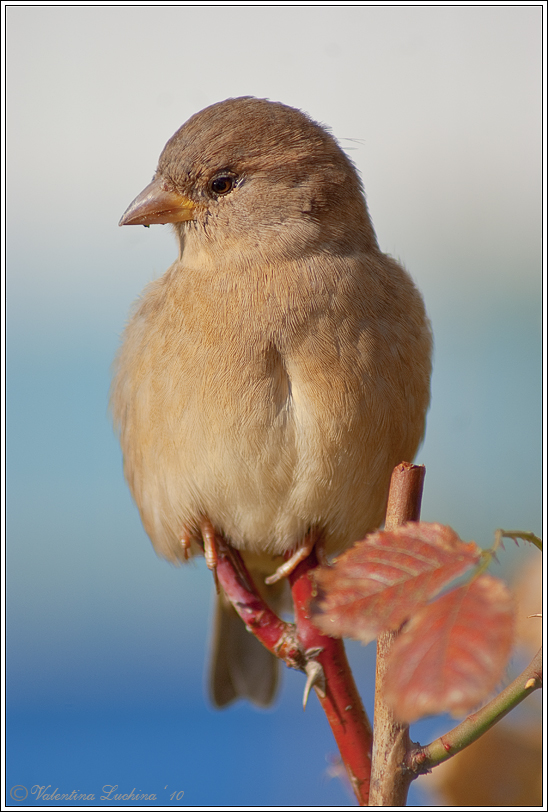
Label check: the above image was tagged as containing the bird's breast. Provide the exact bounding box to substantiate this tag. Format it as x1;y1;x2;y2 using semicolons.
112;254;428;564
112;270;320;559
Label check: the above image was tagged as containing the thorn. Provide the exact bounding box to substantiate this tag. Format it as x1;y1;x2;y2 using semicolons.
305;646;324;659
302;658;326;709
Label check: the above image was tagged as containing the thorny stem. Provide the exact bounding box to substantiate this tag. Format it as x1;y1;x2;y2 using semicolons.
408;646;543;772
212;536;305;670
289;541;373;806
207;462;539;807
496;528;543;552
211;531;373;805
208;462;425;807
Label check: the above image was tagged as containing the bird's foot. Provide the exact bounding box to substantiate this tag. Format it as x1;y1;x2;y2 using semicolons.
265;537;317;584
180;519;218;570
200;518;218;570
180;527;193;561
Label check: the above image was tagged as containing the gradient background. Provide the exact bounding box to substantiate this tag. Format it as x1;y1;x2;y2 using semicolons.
6;5;542;807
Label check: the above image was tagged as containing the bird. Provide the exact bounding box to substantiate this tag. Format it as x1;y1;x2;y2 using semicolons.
112;96;432;708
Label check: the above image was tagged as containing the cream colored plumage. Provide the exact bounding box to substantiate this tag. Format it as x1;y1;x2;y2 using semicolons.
112;96;432;707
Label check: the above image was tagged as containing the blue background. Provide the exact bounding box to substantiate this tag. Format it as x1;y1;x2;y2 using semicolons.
6;5;542;807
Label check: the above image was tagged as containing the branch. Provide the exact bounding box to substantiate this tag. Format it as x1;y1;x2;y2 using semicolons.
369;462;426;807
209;461;424;806
211;533;373;805
212;535;305;670
289;542;373;806
408;646;543;773
497;528;543;552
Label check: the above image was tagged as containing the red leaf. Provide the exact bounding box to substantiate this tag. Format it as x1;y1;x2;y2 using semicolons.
383;574;515;722
312;522;481;644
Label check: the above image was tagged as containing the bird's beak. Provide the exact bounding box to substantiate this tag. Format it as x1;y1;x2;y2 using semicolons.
119;176;196;226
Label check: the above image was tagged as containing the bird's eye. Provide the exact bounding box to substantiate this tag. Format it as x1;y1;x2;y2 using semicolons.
210;175;236;196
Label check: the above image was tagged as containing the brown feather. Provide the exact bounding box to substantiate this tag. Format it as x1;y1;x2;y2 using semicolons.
112;97;432;706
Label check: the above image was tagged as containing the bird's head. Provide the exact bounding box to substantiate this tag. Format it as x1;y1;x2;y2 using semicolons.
119;96;377;262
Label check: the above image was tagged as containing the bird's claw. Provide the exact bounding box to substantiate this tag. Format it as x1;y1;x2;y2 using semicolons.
200;518;218;570
180;528;193;561
265;538;316;584
180;519;218;571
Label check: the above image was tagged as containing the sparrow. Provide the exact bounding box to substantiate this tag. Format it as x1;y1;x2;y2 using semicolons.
112;96;432;708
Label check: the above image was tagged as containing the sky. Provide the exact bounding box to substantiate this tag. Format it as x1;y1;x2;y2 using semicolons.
6;4;543;808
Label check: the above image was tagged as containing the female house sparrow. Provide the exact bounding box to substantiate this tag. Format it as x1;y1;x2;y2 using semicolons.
112;97;432;707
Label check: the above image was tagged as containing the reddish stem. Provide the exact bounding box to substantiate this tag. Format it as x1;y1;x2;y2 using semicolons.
289;545;373;806
211;532;373;804
213;535;305;670
209;461;424;807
